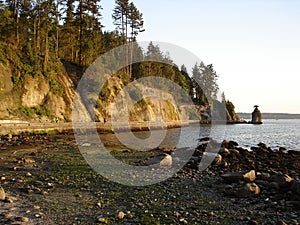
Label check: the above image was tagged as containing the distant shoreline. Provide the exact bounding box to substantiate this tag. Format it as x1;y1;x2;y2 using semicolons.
238;112;300;120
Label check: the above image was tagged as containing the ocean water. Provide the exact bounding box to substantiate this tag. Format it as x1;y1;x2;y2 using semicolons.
221;119;300;150
99;119;300;151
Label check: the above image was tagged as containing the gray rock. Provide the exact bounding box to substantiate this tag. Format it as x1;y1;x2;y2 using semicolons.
0;185;6;200
255;180;269;189
271;173;293;188
221;172;244;183
256;172;270;181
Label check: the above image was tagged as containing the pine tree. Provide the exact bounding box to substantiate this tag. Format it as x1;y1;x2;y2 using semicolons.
191;62;219;105
74;0;103;65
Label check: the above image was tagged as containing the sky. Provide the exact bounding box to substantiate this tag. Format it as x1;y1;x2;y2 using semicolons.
101;0;300;113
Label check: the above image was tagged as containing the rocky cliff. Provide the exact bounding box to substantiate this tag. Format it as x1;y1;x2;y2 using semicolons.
86;75;183;123
0;62;185;123
0;62;76;122
0;61;240;124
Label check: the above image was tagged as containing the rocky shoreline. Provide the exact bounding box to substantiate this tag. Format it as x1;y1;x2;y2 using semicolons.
187;139;300;223
0;133;299;224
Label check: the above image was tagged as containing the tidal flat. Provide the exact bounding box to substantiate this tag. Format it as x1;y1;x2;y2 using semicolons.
0;133;299;225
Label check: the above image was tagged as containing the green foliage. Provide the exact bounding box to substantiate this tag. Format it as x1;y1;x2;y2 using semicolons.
0;44;7;64
0;0;224;118
35;105;51;117
18;106;34;117
117;70;130;85
99;84;111;101
49;78;65;95
18;105;51;118
136;98;147;108
95;100;103;110
226;100;235;112
192;62;219;105
11;76;20;87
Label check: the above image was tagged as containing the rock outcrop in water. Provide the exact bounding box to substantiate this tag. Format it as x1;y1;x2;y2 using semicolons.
251;105;262;124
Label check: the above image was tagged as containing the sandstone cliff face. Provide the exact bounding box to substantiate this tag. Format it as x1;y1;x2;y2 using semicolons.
21;75;50;107
0;62;76;121
0;61;239;124
93;76;182;123
0;62;184;123
0;63;15;118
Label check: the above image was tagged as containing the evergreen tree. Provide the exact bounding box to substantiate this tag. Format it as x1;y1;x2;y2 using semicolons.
0;3;14;42
191;62;219;105
74;0;103;65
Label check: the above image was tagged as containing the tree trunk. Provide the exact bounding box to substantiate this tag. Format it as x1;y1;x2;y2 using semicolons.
36;0;41;52
44;27;49;70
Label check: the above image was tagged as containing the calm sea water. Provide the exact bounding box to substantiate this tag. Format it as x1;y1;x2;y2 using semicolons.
194;119;300;150
100;119;300;151
230;119;300;150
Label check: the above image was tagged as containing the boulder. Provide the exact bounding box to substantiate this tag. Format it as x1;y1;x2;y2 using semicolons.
221;170;256;183
221;172;244;183
0;185;6;200
142;153;172;168
251;146;268;153
256;172;270;181
160;154;172;168
213;154;222;166
279;147;287;152
222;140;238;149
117;211;125;220
271;173;293;188
258;142;267;149
237;183;260;197
243;170;256;182
219;147;230;156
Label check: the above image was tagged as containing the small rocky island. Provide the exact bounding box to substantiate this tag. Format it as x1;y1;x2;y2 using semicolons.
251;105;263;124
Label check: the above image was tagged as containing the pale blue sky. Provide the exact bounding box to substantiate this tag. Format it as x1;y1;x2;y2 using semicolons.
101;0;300;113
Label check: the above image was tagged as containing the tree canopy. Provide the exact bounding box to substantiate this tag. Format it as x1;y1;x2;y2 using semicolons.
0;0;221;108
